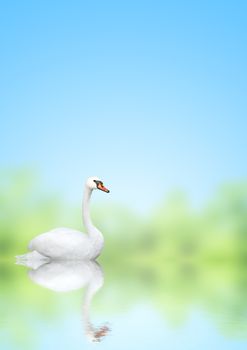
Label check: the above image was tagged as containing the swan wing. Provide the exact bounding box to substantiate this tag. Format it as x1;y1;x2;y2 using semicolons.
28;227;91;259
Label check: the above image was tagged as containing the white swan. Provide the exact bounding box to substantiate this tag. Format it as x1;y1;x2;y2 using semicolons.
16;177;110;261
17;259;110;342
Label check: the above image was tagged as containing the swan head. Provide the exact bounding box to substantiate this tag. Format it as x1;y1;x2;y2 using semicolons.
86;176;110;193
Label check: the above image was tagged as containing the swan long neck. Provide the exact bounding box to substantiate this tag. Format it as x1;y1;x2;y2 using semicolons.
82;186;94;234
82;185;104;257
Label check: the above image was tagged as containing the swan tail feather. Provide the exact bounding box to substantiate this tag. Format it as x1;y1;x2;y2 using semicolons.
15;251;50;269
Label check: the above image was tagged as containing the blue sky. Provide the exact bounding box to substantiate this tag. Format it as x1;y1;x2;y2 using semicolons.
1;1;247;210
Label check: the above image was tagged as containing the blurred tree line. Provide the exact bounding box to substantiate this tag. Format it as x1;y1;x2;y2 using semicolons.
1;170;247;261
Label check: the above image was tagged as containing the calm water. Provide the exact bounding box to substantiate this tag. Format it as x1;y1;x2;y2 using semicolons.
1;259;247;350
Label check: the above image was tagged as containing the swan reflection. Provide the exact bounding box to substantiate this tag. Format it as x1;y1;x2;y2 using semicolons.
18;259;110;343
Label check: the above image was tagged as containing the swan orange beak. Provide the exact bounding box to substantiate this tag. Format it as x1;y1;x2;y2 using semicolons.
97;183;110;193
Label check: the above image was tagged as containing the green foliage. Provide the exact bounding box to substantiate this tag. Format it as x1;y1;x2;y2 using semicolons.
1;170;247;345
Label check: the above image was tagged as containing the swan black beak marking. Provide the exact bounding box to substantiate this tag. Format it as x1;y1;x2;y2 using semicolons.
98;183;110;193
94;180;110;193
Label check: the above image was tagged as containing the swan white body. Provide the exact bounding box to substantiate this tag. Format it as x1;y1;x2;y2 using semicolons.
28;226;104;260
17;177;109;261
